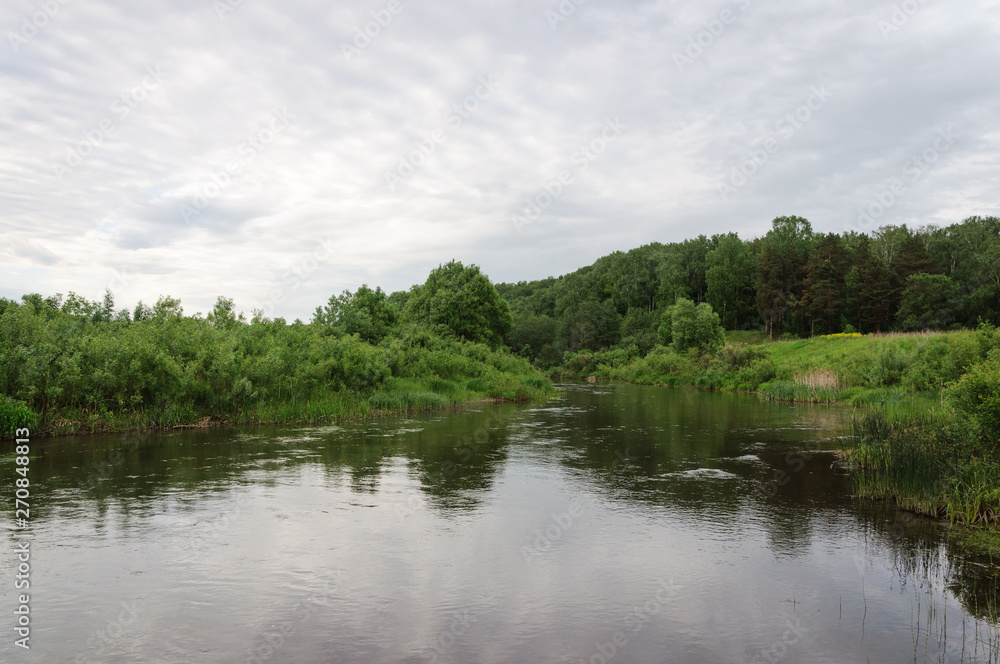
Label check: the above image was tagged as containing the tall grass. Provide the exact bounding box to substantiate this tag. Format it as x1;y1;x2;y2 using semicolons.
849;409;1000;525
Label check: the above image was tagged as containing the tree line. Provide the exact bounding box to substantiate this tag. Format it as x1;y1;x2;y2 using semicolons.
0;260;530;433
497;216;1000;366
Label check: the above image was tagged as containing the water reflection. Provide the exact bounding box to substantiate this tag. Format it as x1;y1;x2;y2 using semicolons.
1;383;997;663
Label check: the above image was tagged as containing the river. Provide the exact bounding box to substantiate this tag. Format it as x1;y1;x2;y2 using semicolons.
1;384;997;663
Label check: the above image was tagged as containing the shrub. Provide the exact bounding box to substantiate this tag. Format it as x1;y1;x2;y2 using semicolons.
722;343;769;369
0;396;39;437
863;343;911;387
904;335;982;391
948;359;1000;444
671;298;725;355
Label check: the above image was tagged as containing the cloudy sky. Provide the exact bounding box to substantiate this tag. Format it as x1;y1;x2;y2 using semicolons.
2;0;998;319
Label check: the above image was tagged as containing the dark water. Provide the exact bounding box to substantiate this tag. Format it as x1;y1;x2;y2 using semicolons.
2;384;998;663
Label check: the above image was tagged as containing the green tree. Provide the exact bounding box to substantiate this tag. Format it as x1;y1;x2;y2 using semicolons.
407;261;512;348
670;298;725;354
947;358;1000;444
505;312;556;360
846;236;897;333
610;245;663;313
657;236;713;305
619;307;660;354
892;232;938;282
559;299;621;351
207;296;245;330
801;233;848;335
705;233;757;330
895;273;956;331
755;216;813;338
931;217;1000;326
314;285;399;343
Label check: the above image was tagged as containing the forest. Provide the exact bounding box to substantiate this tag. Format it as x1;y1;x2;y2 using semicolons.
497;215;1000;366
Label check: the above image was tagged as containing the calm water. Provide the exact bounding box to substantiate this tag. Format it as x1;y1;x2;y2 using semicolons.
2;384;998;663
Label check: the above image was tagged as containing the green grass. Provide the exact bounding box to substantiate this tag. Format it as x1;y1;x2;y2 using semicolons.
724;330;770;345
558;329;992;404
846;407;1000;526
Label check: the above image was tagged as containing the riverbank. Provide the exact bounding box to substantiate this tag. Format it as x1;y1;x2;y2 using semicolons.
551;326;1000;548
554;328;993;404
5;381;553;439
0;302;557;439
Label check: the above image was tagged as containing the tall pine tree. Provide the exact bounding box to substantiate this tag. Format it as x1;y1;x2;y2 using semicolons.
801;233;849;335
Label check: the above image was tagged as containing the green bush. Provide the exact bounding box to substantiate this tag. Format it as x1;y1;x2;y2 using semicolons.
722;343;769;369
904;334;982;391
0;292;555;433
948;359;1000;444
0;395;39;437
671;298;725;355
863;343;911;387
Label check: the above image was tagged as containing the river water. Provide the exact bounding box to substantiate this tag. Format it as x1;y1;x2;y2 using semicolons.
2;384;998;663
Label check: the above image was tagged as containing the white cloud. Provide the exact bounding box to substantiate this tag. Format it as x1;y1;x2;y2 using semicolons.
1;0;998;318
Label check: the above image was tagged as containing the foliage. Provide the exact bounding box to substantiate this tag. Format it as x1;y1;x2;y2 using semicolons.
895;273;956;331
0;273;555;438
314;285;399;343
948;358;1000;444
756;216;813;338
670;298;725;354
495;216;998;372
618;307;659;355
407;261;513;348
705;233;757;330
505;311;557;363
0;395;39;436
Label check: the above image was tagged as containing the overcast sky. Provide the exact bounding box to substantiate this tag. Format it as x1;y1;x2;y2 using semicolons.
2;0;998;319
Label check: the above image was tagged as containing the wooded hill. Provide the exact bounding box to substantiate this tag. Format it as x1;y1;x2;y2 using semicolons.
497;216;1000;366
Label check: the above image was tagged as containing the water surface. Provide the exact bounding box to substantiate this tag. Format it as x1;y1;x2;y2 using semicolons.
2;384;998;663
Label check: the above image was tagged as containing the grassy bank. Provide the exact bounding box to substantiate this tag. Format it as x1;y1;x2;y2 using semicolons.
556;328;995;403
847;353;1000;529
553;326;1000;542
0;296;555;439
